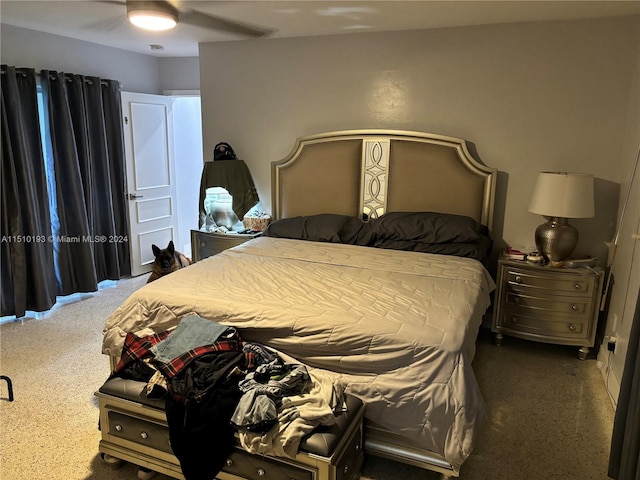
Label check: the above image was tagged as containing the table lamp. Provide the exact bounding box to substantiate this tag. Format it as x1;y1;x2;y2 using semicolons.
528;172;594;266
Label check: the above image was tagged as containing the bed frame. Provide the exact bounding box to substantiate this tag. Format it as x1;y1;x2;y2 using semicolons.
271;129;497;477
100;130;497;479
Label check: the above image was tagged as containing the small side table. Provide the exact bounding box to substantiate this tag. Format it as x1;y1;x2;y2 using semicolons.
492;257;604;360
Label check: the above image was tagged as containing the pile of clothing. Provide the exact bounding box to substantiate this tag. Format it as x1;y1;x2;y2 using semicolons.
111;314;345;480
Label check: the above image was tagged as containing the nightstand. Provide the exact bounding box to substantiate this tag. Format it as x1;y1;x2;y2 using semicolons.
492;257;604;360
190;230;261;262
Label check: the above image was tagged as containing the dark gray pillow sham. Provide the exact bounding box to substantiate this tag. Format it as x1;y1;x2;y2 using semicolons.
263;214;373;245
372;237;493;262
372;211;482;244
263;212;492;261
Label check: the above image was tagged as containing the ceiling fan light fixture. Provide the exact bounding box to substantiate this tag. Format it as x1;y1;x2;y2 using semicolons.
128;9;177;31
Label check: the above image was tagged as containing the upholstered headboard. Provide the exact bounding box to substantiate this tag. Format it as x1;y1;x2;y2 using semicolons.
272;130;497;231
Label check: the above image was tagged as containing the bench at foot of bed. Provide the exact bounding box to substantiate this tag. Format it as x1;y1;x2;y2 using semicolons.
95;377;365;480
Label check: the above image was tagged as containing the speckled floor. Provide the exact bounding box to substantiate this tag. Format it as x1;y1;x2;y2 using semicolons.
0;276;615;480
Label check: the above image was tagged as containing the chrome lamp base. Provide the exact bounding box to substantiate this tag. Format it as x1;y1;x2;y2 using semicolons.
534;216;578;267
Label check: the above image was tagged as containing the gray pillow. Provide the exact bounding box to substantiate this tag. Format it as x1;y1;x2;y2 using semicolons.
263;214;373;245
372;211;481;244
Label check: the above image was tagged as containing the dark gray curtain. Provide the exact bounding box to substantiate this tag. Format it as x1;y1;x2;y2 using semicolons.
1;66;57;317
609;288;640;480
101;81;130;276
41;71;129;295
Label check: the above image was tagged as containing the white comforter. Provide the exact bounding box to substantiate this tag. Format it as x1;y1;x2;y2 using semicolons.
103;236;495;469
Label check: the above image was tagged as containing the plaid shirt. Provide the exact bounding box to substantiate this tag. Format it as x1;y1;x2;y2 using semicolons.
115;330;171;373
154;329;243;380
115;327;244;381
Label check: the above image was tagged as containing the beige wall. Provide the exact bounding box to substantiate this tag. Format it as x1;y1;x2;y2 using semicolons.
199;16;639;264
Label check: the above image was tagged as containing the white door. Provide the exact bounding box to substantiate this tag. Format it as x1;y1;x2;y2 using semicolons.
121;92;178;277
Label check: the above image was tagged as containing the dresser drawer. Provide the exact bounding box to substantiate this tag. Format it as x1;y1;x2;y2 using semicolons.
106;410;172;453
499;308;587;340
504;291;590;319
505;268;595;297
104;409;316;480
224;448;314;480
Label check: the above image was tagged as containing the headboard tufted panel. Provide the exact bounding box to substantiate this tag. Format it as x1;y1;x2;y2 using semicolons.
387;140;486;222
273;139;361;219
272;130;496;231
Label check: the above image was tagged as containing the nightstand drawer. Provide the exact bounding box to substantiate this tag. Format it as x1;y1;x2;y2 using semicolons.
197;246;218;258
195;234;248;253
499;309;586;339
504;291;590;318
191;230;261;261
505;269;595;296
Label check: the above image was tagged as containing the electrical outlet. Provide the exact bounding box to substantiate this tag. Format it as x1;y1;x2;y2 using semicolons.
607;336;617;352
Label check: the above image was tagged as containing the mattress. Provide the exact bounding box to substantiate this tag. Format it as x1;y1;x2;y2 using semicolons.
103;236;495;469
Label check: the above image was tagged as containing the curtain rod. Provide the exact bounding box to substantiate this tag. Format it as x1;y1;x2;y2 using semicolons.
1;67;121;88
42;72;120;88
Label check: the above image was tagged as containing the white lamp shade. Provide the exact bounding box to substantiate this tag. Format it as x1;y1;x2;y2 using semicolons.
528;172;594;218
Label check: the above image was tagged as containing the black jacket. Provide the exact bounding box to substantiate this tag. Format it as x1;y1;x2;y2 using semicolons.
165;350;246;480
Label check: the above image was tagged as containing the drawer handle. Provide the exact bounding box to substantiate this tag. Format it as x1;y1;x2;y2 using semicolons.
510;316;518;323
513;297;520;304
570;303;579;311
257;468;266;477
115;424;122;432
226;459;233;467
568;324;576;331
514;275;522;283
200;241;206;247
140;432;148;439
574;283;583;290
343;466;350;474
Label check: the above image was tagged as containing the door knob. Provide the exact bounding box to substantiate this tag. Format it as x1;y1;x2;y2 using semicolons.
128;193;144;200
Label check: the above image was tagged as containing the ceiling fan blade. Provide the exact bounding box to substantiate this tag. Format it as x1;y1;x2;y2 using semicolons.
87;1;127;31
180;10;271;38
84;15;127;32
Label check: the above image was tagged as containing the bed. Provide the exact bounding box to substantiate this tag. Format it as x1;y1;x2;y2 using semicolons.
102;129;498;477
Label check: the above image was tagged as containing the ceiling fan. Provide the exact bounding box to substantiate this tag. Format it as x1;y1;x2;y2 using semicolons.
101;0;271;37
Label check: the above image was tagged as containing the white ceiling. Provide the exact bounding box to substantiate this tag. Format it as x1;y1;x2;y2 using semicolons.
1;0;639;57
